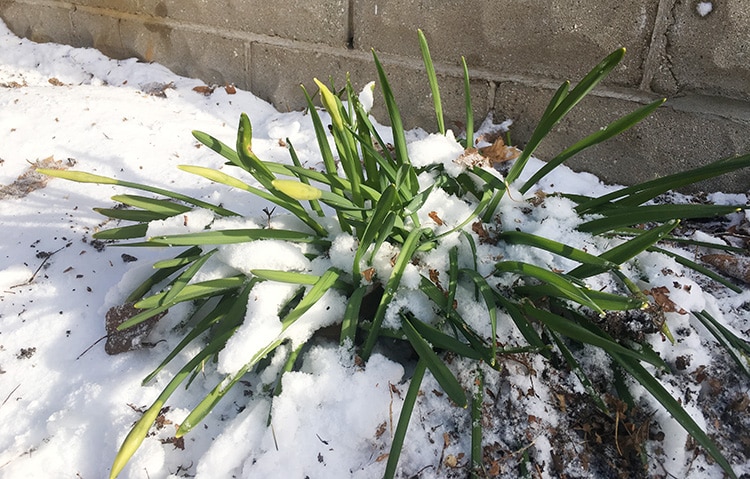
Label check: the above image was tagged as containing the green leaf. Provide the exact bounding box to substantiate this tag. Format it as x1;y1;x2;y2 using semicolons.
161;249;218;305
461;56;474;148
521;303;662;367
418;29;445;135
384;360;426;479
570;220;679;278
401;314;467;407
340;285;367;346
576;153;750;214
506;48;625;184
361;227;426;359
237;113;275;181
192;130;242;168
110;195;192;216
37;168;237;217
470;367;484;478
93;223;149;240
146;228;321;246
693;310;750;377
460;268;498;365
354;184;396;276
372;50;410;169
499;230;616;272
520;98;665;193
578;205;741;235
133;275;246;312
93;207;171;222
495;261;604;315
610;351;738;479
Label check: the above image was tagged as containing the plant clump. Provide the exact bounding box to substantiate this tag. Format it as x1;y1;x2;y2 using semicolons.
40;31;750;479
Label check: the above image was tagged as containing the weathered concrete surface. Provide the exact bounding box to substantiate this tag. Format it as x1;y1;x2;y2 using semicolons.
1;0;749;192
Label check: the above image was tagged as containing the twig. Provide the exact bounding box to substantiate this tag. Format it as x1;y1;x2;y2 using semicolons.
1;384;21;409
11;242;71;288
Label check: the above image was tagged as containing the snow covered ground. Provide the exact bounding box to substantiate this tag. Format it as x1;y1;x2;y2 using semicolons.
1;20;748;479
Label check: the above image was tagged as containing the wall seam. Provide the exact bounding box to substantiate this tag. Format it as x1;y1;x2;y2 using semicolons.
639;0;676;91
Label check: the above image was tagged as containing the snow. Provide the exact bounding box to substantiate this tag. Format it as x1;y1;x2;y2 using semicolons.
697;2;713;16
1;19;748;479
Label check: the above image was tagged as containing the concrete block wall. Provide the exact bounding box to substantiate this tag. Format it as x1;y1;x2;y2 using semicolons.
1;0;749;192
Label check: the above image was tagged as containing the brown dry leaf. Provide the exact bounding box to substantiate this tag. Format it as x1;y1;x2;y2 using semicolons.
362;267;376;282
428;269;443;291
472;221;494;244
479;136;522;165
193;85;215;96
700;253;750;284
224;83;237;94
105;302;168;355
453;147;489;168
444;455;459;468
48;77;65;86
374;421;387;439
644;286;687;315
1;156;73;200
428;211;444;226
375;453;389;462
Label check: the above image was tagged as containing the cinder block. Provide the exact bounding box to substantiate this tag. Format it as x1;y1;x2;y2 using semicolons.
118;18;249;88
492;84;750;192
156;0;349;47
69;8;129;58
654;0;750;100
0;2;75;45
249;43;375;113
353;0;657;88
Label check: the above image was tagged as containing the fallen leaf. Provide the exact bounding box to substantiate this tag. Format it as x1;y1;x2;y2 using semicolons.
644;286;687;315
479;136;522;165
428;211;444;226
2;156;73;199
224;83;237;94
105;302;167;355
48;77;65;86
193;85;215;96
700;253;750;284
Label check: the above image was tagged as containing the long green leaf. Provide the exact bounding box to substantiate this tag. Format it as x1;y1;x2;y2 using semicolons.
361;227;425;359
110;195;192;216
578;205;741;235
500;230;616;271
576;153;750;214
460;268;498;365
521;303;661;367
372;50;411;170
693;310;750;376
470;367;484;479
401;314;467;407
93;207;171;222
37;168;237;216
495;261;604;315
569;220;679;278
418;29;445;135
610;351;738;479
506;48;625;184
133;275;246;312
520;98;665;193
146;228;321;246
161;249;217;305
461;56;473;148
93;223;149;240
384;360;426;479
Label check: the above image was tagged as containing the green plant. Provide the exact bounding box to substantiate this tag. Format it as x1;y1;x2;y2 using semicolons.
40;32;750;479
